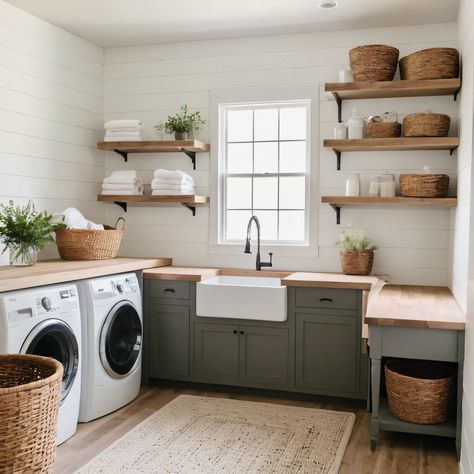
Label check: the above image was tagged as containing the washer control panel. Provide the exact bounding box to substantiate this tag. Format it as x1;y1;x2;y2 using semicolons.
91;274;139;300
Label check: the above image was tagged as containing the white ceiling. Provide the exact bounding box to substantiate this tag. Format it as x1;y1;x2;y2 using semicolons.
6;0;460;48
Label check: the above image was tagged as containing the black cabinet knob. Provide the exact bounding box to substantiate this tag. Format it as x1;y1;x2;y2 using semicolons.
233;329;238;334
240;331;244;335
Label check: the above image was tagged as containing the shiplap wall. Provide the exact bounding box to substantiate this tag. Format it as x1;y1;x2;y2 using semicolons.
455;1;474;473
104;22;458;285
0;0;104;260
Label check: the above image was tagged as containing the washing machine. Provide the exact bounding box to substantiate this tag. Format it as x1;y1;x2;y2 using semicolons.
78;273;142;422
0;284;81;445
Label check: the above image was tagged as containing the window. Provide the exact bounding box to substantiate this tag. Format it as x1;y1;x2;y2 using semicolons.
219;101;310;245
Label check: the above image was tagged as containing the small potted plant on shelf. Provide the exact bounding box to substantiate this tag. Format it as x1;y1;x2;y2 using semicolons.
0;200;65;266
164;104;206;140
337;228;377;275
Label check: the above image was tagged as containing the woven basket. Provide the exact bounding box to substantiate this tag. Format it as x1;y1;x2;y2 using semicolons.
0;354;63;473
366;122;402;138
399;174;449;198
403;113;450;137
349;45;399;82
385;359;455;424
399;48;459;80
55;217;125;261
340;250;374;275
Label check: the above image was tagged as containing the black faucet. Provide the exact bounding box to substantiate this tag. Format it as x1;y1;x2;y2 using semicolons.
244;215;273;271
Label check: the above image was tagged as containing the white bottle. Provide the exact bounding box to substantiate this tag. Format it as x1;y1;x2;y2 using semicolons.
380;174;396;197
346;173;360;197
347;109;365;139
334;122;348;139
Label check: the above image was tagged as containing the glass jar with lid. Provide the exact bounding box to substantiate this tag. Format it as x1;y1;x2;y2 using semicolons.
380;173;396;197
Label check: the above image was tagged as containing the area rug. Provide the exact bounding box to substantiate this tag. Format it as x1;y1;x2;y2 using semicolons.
75;395;355;474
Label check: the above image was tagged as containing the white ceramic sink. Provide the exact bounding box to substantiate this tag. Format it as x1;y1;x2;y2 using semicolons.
196;275;287;322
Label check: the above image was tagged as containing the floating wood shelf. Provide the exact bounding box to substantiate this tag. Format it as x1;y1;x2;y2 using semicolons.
321;196;458;224
324;137;460;170
97;140;210;169
98;194;209;216
325;78;461;121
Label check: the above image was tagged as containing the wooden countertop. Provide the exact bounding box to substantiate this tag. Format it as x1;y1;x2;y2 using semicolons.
281;272;379;290
143;267;220;282
365;285;466;330
0;258;172;292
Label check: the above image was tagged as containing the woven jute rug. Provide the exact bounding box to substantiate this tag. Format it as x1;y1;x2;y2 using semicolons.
75;395;355;474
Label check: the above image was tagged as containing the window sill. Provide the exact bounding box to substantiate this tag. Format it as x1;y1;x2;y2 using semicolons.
208;242;320;258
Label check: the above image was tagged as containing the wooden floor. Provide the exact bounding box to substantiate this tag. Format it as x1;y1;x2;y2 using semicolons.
55;381;459;474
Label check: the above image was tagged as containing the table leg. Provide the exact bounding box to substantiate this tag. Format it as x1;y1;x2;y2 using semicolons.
370;356;381;451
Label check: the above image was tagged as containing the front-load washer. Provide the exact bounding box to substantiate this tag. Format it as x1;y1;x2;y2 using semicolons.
0;284;81;444
78;272;142;422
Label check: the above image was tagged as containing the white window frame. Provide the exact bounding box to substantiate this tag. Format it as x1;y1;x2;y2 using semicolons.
209;86;319;257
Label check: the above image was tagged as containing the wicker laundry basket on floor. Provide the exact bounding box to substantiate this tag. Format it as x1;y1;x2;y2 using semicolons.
0;354;63;473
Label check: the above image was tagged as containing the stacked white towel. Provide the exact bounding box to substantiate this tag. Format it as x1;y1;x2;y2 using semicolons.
151;169;195;195
102;170;144;195
104;120;144;142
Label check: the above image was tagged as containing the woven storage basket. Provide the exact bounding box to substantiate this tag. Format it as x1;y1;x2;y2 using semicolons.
400;174;449;198
55;217;125;261
366;122;402;138
0;354;63;473
340;250;374;275
349;45;399;82
385;359;455;424
403;113;450;137
399;48;459;80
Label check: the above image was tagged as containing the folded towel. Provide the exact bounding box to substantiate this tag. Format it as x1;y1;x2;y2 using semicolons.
103;170;137;182
102;182;142;191
151;184;195;193
151;177;194;187
105;130;143;138
104;135;143;142
103;177;142;185
54;207;104;230
104;120;144;130
152;190;195;196
153;169;193;181
101;190;143;195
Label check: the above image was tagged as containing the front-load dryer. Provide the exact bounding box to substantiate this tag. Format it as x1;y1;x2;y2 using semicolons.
78;273;142;422
0;284;81;444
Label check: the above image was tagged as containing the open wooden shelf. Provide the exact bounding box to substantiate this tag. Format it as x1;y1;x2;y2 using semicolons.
325;78;461;102
321;196;457;224
98;194;209;216
97;140;210;169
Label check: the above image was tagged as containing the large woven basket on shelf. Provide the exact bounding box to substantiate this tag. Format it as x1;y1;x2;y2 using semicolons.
0;354;63;473
399;174;449;198
385;359;455;424
403;113;450;137
349;45;399;82
340;250;374;275
399;48;459;80
55;217;125;261
366;122;401;138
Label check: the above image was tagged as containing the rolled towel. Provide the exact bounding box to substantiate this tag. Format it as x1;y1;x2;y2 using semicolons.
151;177;194;187
104;120;144;130
105;130;143;138
101;190;143;195
102;182;142;191
55;207;104;230
152;190;195;196
153;169;193;181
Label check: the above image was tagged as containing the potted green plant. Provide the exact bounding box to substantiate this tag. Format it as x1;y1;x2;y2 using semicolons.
164;104;206;140
337;228;377;275
0;201;65;266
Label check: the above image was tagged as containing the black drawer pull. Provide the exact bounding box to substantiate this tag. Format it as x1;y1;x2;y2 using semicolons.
319;297;333;303
164;288;175;293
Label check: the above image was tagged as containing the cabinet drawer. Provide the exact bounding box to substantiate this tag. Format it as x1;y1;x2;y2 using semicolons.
149;280;190;299
295;287;358;310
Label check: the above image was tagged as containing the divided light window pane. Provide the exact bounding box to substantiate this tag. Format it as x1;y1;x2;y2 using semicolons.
222;101;310;243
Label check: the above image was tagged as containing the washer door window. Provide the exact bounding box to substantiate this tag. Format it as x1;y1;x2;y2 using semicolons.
100;301;142;378
21;319;79;402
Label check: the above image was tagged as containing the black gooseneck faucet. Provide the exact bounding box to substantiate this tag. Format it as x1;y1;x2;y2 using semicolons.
244;215;273;271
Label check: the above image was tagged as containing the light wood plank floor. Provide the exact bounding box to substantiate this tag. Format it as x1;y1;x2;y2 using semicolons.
56;382;459;474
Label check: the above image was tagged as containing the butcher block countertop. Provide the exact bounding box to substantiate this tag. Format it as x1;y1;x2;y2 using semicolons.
0;258;172;292
281;272;379;290
365;285;466;330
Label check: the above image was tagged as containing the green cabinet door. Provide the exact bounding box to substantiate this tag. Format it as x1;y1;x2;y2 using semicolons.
193;322;239;384
238;326;290;388
295;312;357;394
148;303;190;378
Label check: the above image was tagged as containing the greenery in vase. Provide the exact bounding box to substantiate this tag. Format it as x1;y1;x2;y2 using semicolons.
337;228;377;252
164;104;206;135
0;200;65;261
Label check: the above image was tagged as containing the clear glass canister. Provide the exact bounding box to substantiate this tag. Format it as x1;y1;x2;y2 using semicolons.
380;174;396;197
369;176;381;196
345;173;360;197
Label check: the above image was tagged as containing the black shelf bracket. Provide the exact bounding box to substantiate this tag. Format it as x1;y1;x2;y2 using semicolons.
180;148;196;169
181;203;196;216
450;146;458;156
335;94;342;123
113;201;128;212
454;91;459;101
333;149;342;170
329;204;341;225
113;149;128;162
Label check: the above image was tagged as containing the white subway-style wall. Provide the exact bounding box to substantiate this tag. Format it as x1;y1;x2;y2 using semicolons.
0;0;105;259
104;22;458;285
